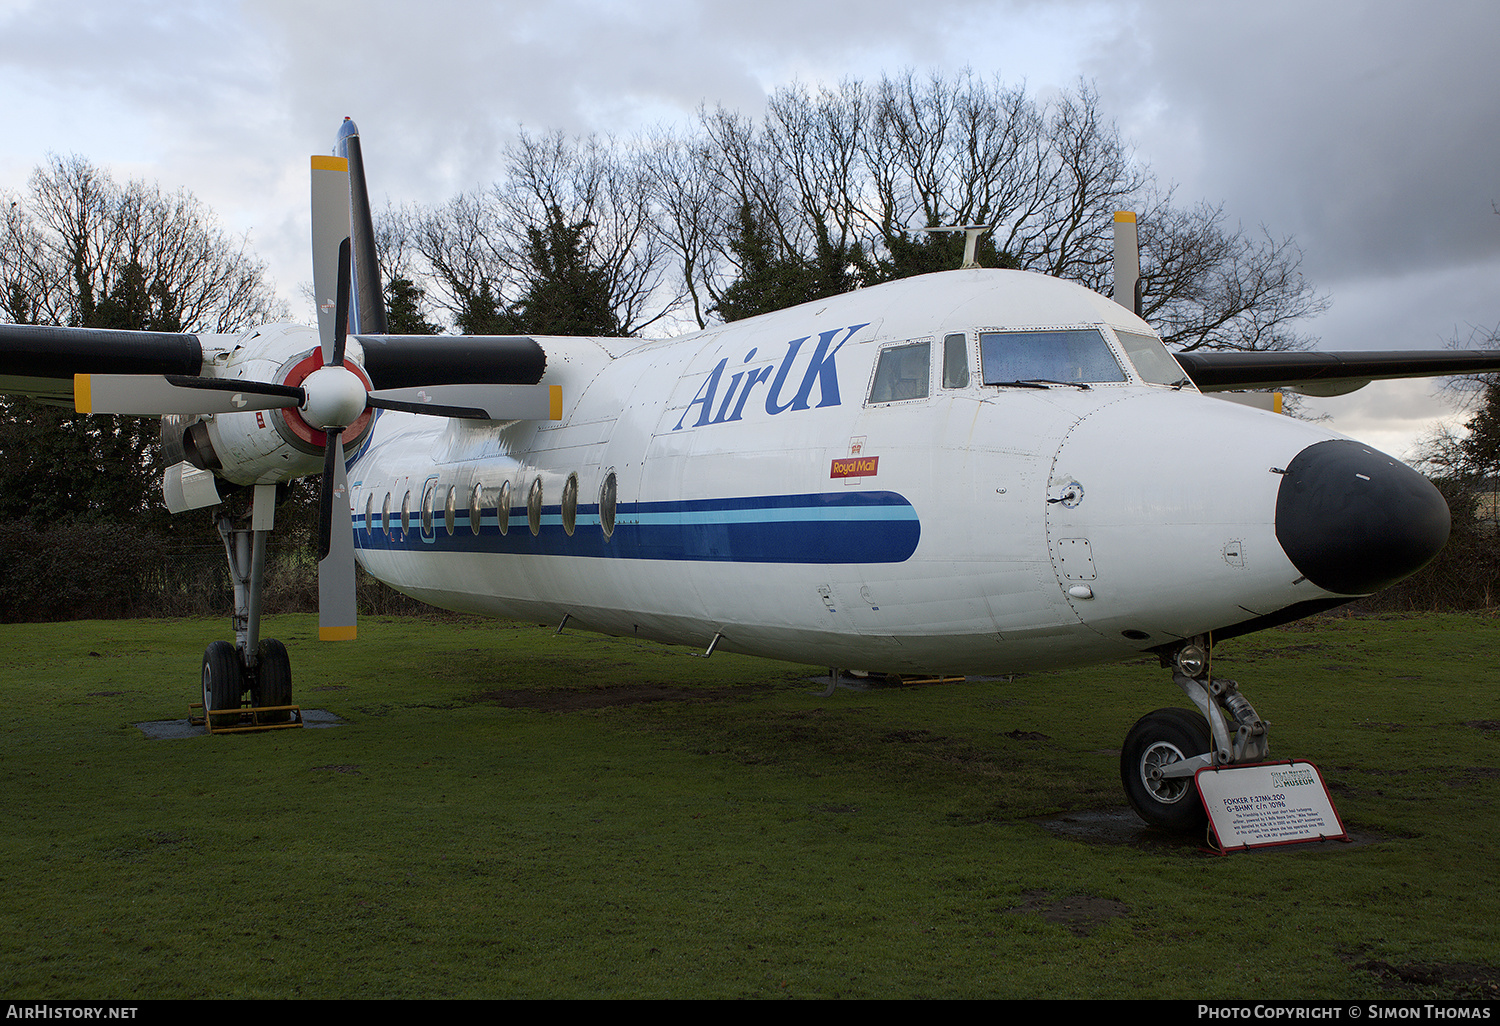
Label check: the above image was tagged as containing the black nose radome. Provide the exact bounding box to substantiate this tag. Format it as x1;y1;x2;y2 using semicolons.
1275;439;1450;595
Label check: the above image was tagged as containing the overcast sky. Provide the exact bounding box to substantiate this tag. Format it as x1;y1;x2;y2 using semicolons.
2;0;1497;459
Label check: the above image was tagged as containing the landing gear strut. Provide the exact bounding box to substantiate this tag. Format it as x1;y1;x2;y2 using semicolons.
199;483;295;729
1121;637;1269;832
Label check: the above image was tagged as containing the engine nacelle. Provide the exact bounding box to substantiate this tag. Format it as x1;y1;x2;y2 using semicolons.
158;323;374;488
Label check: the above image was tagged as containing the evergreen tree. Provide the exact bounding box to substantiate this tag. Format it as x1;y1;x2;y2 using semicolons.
385;275;441;335
858;229;1017;285
1457;382;1500;481
712;202;865;322
508;205;622;336
453;279;520;335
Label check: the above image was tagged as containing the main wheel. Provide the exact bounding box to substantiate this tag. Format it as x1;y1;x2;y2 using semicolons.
253;639;293;723
1120;708;1212;833
202;641;245;731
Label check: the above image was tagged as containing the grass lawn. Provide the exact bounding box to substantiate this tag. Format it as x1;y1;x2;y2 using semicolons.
0;611;1496;999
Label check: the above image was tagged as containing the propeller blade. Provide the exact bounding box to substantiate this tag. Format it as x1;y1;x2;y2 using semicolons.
317;429;357;641
366;383;563;421
317;428;340;562
76;373;303;416
311;153;353;365
310;154;359;642
330;239;351;368
336;118;389;335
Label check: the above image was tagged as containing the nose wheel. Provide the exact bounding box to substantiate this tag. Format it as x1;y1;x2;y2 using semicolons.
1120;638;1272;832
1120;708;1212;832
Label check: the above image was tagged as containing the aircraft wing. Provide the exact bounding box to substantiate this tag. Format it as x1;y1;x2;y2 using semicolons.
0;323;548;405
1175;349;1500;396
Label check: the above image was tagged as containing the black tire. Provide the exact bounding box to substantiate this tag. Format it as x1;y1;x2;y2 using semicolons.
1120;707;1212;833
202;641;245;731
253;638;293;724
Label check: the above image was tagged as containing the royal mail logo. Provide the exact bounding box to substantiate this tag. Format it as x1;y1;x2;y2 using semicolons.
831;456;879;479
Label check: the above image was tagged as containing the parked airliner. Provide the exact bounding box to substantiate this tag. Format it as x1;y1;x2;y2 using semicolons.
1;120;1494;831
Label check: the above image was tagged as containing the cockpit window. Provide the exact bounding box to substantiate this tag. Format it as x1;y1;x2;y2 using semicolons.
868;341;931;403
942;333;969;388
1115;330;1192;387
979;329;1126;386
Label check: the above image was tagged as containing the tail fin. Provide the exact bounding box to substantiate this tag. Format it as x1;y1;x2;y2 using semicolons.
335;118;389;335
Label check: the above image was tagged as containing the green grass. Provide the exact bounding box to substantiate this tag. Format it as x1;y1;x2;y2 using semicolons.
0;612;1496;998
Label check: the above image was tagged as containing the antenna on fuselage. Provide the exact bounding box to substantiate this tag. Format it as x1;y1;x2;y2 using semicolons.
918;224;997;269
1113;211;1142;316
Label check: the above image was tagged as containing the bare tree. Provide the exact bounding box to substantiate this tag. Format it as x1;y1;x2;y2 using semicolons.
636;128;731;330
495;130;680;336
403;190;513;331
391;70;1327;350
4;155;285;332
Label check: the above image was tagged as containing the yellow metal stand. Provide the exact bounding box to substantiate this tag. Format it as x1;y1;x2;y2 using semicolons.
189;702;305;733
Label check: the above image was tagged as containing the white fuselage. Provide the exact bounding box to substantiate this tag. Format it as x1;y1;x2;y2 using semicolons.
343;270;1352;674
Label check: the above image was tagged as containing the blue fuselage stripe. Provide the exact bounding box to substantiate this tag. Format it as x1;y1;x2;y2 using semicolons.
353;491;920;564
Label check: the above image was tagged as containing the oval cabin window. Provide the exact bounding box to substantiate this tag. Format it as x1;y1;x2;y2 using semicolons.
527;477;543;536
561;473;578;536
497;481;511;536
599;471;617;540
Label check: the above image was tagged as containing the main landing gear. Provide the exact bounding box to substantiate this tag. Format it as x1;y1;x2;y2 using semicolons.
199;483;298;731
1120;637;1269;833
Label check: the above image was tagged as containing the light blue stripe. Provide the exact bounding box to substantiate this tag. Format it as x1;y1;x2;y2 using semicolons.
628;506;918;526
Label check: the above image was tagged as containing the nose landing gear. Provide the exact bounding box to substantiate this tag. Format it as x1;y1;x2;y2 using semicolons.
1121;637;1268;832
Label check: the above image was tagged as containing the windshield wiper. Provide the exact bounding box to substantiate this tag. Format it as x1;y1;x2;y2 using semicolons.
991;379;1092;391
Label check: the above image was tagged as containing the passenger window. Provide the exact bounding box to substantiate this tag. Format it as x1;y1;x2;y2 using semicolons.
365;493;375;535
469;483;483;536
979;329;1126;386
527;477;543;536
599;471;617;540
561;473;578;536
868;341;931;403
444;485;456;536
496;481;511;536
942;333;969;388
421;483;435;533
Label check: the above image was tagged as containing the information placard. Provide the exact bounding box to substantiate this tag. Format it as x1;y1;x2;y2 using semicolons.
1195;760;1347;852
